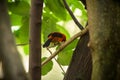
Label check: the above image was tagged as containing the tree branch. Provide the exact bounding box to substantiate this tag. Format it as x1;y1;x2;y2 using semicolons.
29;0;43;80
63;0;84;30
42;27;88;66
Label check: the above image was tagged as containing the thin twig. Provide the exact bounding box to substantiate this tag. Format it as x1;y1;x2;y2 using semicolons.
63;0;84;30
16;43;29;46
41;27;88;66
46;48;66;74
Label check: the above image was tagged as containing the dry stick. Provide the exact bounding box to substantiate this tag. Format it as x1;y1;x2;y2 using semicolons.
46;48;66;74
63;0;84;30
42;27;88;66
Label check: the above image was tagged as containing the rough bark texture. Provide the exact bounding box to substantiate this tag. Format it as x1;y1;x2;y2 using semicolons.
64;32;92;80
0;0;28;80
29;0;43;80
86;0;120;80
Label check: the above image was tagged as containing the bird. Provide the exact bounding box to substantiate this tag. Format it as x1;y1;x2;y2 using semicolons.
43;32;66;48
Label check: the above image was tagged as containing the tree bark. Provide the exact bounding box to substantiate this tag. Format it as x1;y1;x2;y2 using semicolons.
29;0;43;80
0;0;28;80
63;0;92;80
64;32;92;80
86;0;120;80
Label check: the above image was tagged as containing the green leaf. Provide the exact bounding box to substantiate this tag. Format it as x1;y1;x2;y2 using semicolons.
45;0;67;20
72;1;87;19
13;29;21;43
56;24;70;40
8;1;30;16
19;16;29;43
42;13;59;42
23;45;29;55
42;57;53;75
10;13;22;26
57;39;78;65
57;50;73;65
22;0;30;4
65;0;77;4
64;39;78;51
72;1;85;11
42;12;70;43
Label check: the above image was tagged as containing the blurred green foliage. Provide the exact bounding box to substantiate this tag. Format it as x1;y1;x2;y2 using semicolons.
8;0;87;76
42;57;53;75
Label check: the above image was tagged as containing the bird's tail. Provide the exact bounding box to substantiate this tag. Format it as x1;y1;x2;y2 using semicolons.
43;39;52;48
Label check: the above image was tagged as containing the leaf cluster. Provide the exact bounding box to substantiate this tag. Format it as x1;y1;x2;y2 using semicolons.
8;0;87;76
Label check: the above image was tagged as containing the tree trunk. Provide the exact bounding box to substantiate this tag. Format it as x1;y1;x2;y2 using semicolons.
29;0;43;80
64;32;92;80
0;0;28;80
86;0;120;80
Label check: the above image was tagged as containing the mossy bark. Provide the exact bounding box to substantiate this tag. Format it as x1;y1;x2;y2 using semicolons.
86;0;120;80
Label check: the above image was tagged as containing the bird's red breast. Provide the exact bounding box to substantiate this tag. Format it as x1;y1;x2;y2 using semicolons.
43;32;66;48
